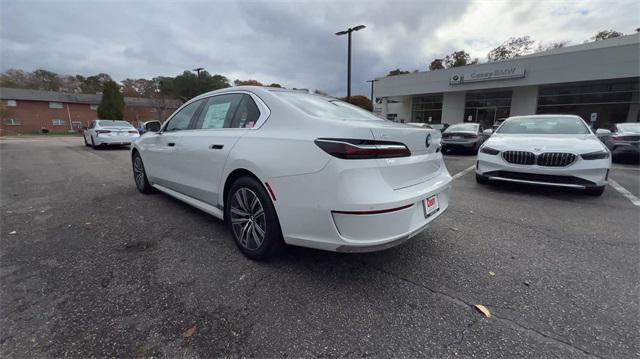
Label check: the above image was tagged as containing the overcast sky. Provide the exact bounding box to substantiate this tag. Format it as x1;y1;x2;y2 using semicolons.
1;0;638;97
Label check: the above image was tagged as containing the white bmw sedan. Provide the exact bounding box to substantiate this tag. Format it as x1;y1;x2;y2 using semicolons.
476;115;611;196
131;87;452;259
83;120;140;148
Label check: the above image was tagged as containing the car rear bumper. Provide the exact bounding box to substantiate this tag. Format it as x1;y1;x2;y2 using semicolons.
267;156;452;252
476;152;610;188
611;142;640;156
96;135;139;145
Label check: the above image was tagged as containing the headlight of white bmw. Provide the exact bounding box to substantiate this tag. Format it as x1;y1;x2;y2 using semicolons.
479;146;500;155
580;150;610;160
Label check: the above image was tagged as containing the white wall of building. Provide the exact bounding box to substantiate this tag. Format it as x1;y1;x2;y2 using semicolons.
442;92;465;124
510;86;539;116
374;34;639;98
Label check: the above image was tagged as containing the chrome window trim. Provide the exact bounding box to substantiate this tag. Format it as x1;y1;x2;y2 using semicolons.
160;90;271;133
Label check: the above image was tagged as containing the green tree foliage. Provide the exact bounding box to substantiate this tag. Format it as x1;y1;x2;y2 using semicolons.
76;73;113;94
428;59;444;71
342;95;373;111
32;69;62;91
268;83;283;88
444;51;478;68
122;78;158;97
158;70;230;101
97;81;125;120
234;79;263;86
487;36;535;62
591;30;623;41
0;69;32;88
387;69;411;76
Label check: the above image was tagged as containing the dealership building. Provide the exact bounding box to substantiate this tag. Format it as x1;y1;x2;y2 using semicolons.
373;33;639;129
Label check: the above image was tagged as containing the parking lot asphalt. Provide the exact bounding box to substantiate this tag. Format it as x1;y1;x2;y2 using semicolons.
1;137;638;358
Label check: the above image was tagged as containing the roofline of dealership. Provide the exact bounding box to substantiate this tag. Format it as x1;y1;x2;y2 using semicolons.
374;33;640;98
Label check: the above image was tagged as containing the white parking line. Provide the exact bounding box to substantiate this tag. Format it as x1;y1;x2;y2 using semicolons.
452;165;476;180
608;179;640;207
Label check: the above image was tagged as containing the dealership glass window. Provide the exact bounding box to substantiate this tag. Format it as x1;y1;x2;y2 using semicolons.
411;94;443;124
52;119;65;126
49;102;64;109
463;90;512;128
537;78;640;128
72;121;82;129
5;100;17;107
4;118;20;125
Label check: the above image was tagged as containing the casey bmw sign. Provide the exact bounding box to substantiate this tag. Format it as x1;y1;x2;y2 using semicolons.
450;66;526;85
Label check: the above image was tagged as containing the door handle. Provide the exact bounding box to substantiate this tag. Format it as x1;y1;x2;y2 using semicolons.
209;144;224;150
167;142;175;147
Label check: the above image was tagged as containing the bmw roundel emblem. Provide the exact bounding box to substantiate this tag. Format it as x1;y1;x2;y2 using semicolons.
452;75;459;81
426;133;431;148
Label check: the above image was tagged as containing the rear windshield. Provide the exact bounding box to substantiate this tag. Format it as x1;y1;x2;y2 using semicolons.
444;123;479;133
272;91;383;121
617;123;640;133
498;117;589;134
98;120;133;127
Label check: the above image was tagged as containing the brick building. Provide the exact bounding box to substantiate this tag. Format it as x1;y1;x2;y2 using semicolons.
0;87;181;135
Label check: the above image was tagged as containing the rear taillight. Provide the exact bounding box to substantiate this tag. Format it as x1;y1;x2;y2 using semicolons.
314;138;410;159
128;130;138;134
96;130;111;134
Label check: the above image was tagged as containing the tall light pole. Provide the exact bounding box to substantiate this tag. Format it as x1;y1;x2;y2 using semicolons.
336;25;366;103
366;79;378;104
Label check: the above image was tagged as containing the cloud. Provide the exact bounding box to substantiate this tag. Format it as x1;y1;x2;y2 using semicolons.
1;0;637;97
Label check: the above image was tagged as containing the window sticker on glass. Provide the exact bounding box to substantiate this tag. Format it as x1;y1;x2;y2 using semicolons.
202;102;231;129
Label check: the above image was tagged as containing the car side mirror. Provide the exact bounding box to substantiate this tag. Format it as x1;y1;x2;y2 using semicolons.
144;121;162;133
595;129;611;136
483;129;493;136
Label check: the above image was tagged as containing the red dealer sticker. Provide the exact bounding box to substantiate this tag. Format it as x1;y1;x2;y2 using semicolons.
423;195;439;218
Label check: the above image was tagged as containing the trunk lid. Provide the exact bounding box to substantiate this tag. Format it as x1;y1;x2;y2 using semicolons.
368;121;443;190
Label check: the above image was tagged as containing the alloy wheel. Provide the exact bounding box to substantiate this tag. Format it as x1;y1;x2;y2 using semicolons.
230;188;266;251
133;156;145;190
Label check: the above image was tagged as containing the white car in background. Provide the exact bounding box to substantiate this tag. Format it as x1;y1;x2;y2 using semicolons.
476;115;611;196
131;87;452;259
83;120;140;148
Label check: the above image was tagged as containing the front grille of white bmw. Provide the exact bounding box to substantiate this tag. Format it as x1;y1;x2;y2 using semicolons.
502;151;536;165
502;151;576;167
537;152;576;167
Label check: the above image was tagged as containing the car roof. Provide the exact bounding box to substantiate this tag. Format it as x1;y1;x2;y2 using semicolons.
507;115;582;120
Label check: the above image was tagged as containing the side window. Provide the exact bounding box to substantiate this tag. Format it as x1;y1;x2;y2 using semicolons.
89;121;95;129
165;100;202;132
230;95;261;128
194;94;242;130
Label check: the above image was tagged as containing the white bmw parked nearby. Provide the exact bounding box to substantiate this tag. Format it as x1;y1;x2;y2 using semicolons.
83;120;140;148
476;115;611;196
131;87;452;259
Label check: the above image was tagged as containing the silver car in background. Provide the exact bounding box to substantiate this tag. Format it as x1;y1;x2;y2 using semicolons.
83;120;140;148
441;123;488;153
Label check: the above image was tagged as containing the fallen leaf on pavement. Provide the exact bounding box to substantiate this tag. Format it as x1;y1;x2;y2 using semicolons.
474;304;491;318
489;271;495;276
449;227;459;232
182;325;197;338
9;230;16;235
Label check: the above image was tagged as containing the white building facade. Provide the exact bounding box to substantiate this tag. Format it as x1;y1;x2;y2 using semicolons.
373;34;640;129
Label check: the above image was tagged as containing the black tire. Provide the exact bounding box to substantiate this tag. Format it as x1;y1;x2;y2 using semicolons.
476;173;489;184
132;152;155;194
226;177;285;260
83;134;89;147
585;186;605;196
90;136;98;149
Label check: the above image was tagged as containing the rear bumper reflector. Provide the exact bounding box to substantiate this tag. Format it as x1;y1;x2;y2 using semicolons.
332;203;414;215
